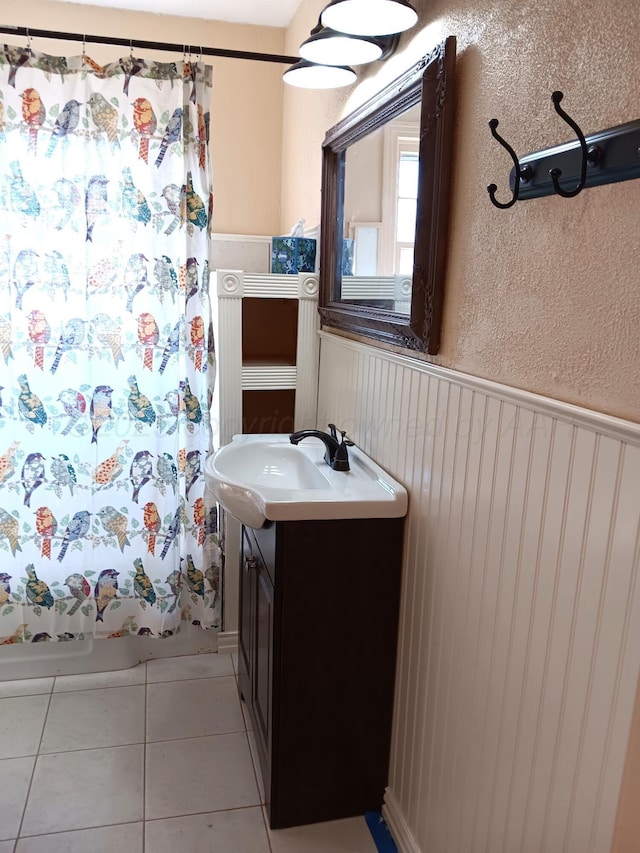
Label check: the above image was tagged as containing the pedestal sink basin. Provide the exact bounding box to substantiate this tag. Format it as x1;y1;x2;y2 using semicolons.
205;433;408;528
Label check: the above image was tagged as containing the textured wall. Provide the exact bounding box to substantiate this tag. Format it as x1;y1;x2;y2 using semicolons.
7;0;286;236
282;0;640;423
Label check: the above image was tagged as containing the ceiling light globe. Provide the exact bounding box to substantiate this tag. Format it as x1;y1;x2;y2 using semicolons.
283;60;357;89
300;33;383;66
321;0;418;36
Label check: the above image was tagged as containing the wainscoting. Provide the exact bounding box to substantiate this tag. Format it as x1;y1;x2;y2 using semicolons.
317;332;640;853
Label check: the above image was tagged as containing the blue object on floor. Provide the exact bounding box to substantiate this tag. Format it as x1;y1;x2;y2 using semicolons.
365;811;398;853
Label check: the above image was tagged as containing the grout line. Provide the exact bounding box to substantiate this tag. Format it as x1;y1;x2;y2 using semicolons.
17;805;268;841
17;819;143;841
142;664;147;853
48;671;232;695
15;689;54;841
146;726;247;745
50;682;146;697
20;727;248;761
145;673;235;685
34;740;146;758
0;677;55;699
144;803;267;824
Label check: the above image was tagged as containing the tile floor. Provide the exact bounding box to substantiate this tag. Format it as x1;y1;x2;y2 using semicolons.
0;652;379;852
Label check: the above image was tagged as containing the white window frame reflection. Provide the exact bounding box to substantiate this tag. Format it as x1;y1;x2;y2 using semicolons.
380;119;419;276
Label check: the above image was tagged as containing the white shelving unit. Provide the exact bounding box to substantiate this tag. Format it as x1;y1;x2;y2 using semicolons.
212;270;320;449
210;270;320;646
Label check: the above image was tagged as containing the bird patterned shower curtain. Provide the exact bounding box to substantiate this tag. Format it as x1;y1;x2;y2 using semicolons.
0;45;221;643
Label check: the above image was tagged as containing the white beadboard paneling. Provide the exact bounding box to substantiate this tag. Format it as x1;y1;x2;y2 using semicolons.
317;332;640;853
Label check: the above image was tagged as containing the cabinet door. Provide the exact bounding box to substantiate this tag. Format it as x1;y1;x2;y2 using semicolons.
253;553;274;766
238;528;256;703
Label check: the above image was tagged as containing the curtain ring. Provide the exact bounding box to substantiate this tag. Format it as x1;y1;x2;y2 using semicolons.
26;27;32;54
82;34;86;58
129;38;134;57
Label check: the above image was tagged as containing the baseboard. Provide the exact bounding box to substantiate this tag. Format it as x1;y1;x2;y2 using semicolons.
217;630;239;653
382;788;422;853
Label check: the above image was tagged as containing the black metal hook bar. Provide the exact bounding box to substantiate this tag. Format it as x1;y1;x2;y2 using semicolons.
548;91;589;198
487;119;532;209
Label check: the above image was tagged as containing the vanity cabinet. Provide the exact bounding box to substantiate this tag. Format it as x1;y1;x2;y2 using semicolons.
238;515;405;829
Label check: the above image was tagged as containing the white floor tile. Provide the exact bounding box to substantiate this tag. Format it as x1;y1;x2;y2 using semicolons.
22;745;144;836
146;676;244;742
0;756;35;841
0;841;15;852
53;665;146;692
267;813;378;852
146;733;259;820
0;696;49;759
0;679;53;699
146;652;234;683
15;823;143;853
40;685;145;753
145;807;270;853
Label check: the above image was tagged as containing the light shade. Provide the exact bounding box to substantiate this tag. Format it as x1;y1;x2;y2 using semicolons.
321;0;418;36
283;60;357;89
299;24;383;66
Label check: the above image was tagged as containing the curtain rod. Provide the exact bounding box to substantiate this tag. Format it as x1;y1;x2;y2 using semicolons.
0;24;298;65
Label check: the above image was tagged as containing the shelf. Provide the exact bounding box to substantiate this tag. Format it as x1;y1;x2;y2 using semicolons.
242;364;297;390
242;356;296;367
243;298;298;364
242;390;296;434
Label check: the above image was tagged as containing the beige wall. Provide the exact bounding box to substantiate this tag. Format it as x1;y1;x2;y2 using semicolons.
6;0;286;235
282;0;640;425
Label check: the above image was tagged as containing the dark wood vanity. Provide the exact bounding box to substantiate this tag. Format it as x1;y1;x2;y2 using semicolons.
238;516;405;829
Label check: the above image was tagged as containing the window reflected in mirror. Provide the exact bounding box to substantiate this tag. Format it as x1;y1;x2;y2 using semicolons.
342;103;420;315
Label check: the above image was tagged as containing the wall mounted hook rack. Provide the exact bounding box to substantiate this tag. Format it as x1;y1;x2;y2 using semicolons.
488;91;640;205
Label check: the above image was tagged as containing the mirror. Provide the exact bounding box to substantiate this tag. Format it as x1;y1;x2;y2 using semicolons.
319;37;456;353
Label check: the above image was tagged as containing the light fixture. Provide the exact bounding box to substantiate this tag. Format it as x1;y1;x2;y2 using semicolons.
299;20;384;67
283;59;357;89
321;0;418;37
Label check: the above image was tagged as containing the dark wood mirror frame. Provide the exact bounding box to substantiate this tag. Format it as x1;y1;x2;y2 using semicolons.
319;36;456;353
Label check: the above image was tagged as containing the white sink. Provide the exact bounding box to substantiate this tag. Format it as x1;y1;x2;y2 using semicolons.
205;433;408;528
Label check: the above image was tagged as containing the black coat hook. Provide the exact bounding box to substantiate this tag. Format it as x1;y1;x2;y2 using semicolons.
487;119;532;209
548;91;589;198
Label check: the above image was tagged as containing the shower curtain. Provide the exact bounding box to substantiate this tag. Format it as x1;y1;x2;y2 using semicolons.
0;45;220;643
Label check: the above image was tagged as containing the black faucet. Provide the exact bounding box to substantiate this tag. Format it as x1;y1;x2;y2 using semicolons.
289;423;354;471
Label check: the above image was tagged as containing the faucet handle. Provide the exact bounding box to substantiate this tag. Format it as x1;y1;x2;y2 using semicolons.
337;428;354;447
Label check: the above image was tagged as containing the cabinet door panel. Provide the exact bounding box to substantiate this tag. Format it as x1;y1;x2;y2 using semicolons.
253;561;274;762
238;529;256;702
